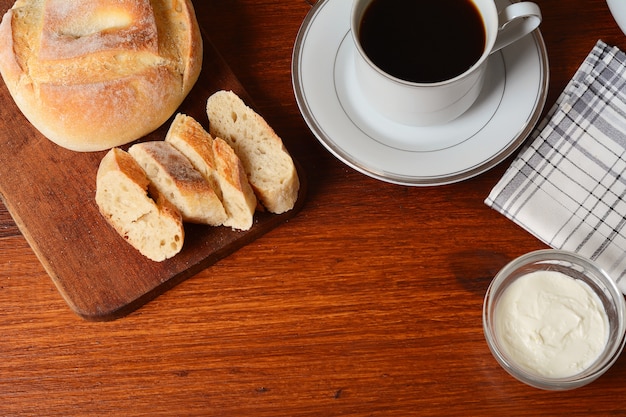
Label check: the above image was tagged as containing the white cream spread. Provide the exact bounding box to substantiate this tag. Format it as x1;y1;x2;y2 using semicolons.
494;270;609;378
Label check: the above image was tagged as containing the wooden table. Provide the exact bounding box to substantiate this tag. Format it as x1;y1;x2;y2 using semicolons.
1;0;625;415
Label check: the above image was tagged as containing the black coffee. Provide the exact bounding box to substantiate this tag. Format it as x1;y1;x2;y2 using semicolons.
359;0;486;83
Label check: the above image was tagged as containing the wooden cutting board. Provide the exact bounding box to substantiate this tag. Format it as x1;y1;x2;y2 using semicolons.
0;5;306;321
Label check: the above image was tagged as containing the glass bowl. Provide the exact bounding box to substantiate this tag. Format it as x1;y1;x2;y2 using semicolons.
483;249;626;390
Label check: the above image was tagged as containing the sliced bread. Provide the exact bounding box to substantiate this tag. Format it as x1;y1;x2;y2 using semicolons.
165;113;222;200
212;137;258;231
165;113;257;230
206;90;299;214
95;148;184;262
128;141;227;225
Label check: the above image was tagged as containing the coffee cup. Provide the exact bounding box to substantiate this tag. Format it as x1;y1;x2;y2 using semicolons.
351;0;542;126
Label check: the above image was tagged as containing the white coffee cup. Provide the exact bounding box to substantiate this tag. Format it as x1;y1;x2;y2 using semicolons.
351;0;542;126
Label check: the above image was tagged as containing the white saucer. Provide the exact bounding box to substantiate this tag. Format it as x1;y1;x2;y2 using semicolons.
292;0;549;186
608;0;626;36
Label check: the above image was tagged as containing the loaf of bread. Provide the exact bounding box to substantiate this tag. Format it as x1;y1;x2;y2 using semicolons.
128;141;227;226
206;90;300;214
165;113;257;231
0;0;202;152
95;148;184;262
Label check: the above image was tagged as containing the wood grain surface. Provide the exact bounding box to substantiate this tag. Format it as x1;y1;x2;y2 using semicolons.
1;0;626;415
0;8;306;321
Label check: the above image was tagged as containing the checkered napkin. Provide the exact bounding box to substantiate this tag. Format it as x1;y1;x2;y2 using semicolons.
485;40;626;294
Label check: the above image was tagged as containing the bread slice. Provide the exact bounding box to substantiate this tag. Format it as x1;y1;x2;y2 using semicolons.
95;148;184;262
128;141;227;225
212;137;258;231
164;113;223;200
206;90;299;214
165;113;257;231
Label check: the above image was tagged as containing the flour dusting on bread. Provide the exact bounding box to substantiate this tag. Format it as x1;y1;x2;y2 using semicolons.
0;0;202;151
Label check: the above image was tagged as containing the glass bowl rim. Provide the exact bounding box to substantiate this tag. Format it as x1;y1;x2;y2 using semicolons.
482;249;626;390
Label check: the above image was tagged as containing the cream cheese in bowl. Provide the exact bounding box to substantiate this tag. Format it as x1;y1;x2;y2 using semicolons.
483;250;626;390
494;270;609;378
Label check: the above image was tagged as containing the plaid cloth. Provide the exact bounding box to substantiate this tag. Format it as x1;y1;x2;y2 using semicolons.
485;40;626;294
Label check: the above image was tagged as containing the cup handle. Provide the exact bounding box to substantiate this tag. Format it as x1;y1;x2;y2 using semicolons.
492;2;542;53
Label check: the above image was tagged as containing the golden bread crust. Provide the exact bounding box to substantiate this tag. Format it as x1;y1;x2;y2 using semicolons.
0;0;202;152
128;141;227;225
